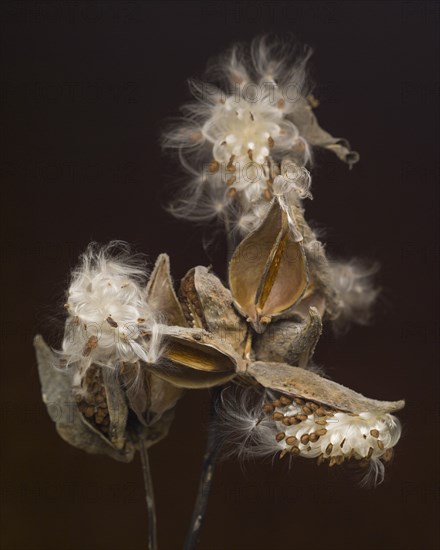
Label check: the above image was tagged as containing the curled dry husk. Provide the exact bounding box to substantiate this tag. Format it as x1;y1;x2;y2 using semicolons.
290;96;360;167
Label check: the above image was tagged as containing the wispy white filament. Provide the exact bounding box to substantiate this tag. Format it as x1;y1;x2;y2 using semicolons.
162;37;313;234
329;259;380;334
61;242;163;372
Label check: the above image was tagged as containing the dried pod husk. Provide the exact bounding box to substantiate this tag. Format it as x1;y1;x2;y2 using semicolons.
254;306;323;368
179;266;248;355
246;361;405;415
35;336;172;462
229;198;309;333
145;253;187;327
143;253;185;420
288;96;360;166
119;362;182;426
277;195;339;320
148;325;242;389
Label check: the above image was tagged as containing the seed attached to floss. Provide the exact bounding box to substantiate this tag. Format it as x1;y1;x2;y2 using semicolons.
208;160;219;173
282;417;291;426
279;396;291;406
315;428;327;437
309;433;319;443
273;412;284;421
226;155;236;172
377;440;385;451
276;432;285;442
315;407;327;417
226;175;236;187
383;449;394;462
326;443;333;456
83;335;98;357
300;434;310;445
106;316;118;328
263;188;272;201
285;436;297;446
370;429;380;438
294;397;305;406
302;405;312;415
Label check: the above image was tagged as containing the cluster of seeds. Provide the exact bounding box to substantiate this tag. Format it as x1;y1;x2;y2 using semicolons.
74;365;110;436
263;395;397;468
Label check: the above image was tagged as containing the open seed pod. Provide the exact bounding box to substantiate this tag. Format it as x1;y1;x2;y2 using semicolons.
179;266;248;355
240;360;404;477
35;335;173;462
229;197;309;333
145;253;187;327
246;361;405;414
147;325;243;389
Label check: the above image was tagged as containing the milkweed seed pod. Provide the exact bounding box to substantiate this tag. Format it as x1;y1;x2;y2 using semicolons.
218;363;404;485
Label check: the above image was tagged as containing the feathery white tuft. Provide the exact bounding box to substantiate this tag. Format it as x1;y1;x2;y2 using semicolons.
162;37;314;233
60;242;164;372
329;259;380;334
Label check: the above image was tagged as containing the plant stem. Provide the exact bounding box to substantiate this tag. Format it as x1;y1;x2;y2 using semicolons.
140;441;158;550
183;389;221;550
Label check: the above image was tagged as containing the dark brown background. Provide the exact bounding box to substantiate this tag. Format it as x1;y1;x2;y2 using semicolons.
1;1;438;549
